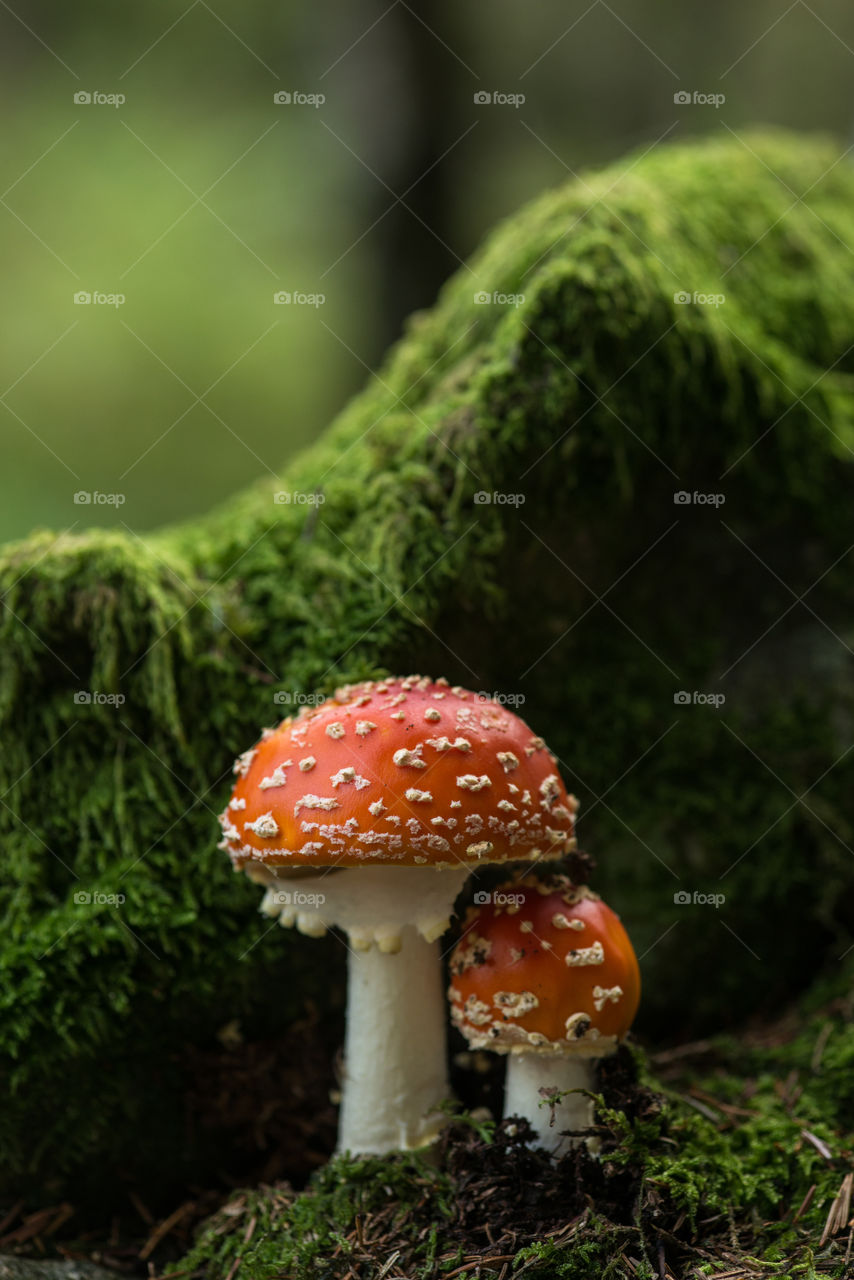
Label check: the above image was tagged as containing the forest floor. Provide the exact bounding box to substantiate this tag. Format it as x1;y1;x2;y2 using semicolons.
2;997;853;1280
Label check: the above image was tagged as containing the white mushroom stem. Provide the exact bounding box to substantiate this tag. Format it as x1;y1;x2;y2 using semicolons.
249;862;470;1154
338;923;449;1153
503;1051;596;1155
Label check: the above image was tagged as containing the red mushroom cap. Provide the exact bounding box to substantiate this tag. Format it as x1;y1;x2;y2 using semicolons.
448;874;640;1054
218;677;578;871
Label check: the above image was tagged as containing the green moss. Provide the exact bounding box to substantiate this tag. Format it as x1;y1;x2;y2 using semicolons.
174;998;854;1279
3;130;854;1207
172;1154;455;1280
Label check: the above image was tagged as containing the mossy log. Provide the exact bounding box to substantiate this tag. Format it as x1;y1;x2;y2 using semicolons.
2;129;853;1212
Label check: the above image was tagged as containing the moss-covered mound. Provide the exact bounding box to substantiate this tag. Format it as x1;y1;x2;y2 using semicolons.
2;130;854;1209
172;987;854;1279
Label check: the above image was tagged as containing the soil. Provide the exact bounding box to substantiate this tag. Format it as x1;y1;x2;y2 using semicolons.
0;1046;683;1277
0;1011;338;1274
2;1002;852;1280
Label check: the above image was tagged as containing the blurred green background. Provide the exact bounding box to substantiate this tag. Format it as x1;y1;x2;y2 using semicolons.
2;0;853;542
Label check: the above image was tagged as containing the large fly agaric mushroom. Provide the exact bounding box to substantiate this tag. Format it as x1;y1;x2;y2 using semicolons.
448;874;639;1154
218;676;578;1155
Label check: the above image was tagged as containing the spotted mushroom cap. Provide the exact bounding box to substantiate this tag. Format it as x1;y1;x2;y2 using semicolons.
218;676;578;871
448;874;640;1056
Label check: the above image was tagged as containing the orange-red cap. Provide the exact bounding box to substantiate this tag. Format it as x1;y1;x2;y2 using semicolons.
448;875;639;1054
218;677;578;872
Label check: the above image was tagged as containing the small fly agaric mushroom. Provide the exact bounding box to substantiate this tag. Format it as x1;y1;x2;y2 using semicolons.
218;676;578;1156
448;874;639;1154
